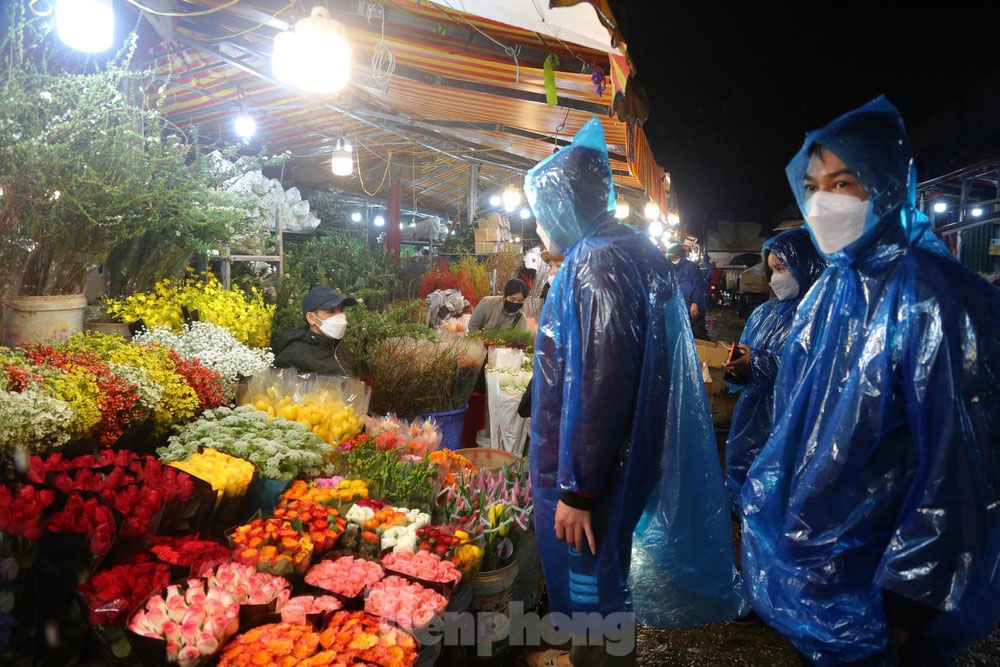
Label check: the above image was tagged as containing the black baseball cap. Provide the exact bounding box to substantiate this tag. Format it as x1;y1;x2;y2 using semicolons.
301;286;358;314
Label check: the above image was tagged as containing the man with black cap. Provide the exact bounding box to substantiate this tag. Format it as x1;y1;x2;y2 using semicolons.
272;285;358;376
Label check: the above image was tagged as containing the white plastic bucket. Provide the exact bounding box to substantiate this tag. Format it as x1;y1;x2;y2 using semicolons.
2;294;87;346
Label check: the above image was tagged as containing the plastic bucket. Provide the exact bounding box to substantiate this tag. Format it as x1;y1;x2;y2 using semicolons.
420;404;468;451
469;561;519;658
2;294;87;346
454;447;516;475
512;531;540;612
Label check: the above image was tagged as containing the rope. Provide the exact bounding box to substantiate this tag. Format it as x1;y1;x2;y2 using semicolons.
123;0;242;17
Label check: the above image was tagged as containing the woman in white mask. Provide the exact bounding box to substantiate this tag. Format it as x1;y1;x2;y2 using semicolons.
722;228;824;516
272;285;357;376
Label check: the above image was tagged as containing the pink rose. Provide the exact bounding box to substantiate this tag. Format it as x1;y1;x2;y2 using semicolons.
196;630;219;655
180;618;201;643
280;604;306;624
143;603;167;629
176;644;202;666
161;620;180;639
165;594;187;622
165;639;180;659
208;613;230;636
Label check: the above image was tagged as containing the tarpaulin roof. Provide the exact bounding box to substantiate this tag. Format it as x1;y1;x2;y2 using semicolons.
141;0;668;228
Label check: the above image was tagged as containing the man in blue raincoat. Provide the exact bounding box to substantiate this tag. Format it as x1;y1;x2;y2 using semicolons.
722;228;825;512
741;97;1000;666
524;117;745;667
665;242;710;339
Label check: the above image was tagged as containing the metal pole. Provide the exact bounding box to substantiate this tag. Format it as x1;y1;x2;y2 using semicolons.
468;163;479;226
275;207;284;293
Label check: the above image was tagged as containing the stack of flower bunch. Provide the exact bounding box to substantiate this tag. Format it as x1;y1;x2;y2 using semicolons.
77;552;172;627
317;610;419;665
472;326;536;354
280;478;370;507
363;415;442;456
19;450;204;560
335;434;438;510
228;517;315;576
428;449;477;488
149;534;231;577
440;463;534;572
134;321;273;400
216;622;321;666
304;555;385;600
104;272;275;348
127;576;243;666
0;332;228;469
272;499;348;554
246;383;363;446
158;406;334;481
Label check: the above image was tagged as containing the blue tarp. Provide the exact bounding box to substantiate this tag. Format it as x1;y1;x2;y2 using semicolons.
526;117;746;628
741;96;1000;665
724;228;825;512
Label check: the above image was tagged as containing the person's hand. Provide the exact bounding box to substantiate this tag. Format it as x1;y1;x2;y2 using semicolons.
554;501;596;554
690;303;699;319
723;344;751;377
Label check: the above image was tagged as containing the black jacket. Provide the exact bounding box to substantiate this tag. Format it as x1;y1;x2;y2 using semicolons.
271;327;350;376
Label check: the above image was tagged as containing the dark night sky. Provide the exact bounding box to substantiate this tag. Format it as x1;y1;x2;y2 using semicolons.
607;1;1000;236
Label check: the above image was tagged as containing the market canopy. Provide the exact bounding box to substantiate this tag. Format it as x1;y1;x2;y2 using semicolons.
140;0;668;230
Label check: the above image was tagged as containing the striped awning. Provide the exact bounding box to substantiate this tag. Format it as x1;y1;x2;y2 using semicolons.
140;0;668;227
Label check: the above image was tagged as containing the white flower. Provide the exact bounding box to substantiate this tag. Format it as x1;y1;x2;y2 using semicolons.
39;91;52;102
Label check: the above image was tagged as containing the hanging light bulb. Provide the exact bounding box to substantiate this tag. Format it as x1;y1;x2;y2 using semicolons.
489;194;502;207
614;196;630;219
233;113;256;140
514;236;522;243
648;221;664;238
519;208;531;220
373;215;385;227
56;0;114;53
644;200;660;220
272;7;352;94
331;139;353;176
667;212;681;227
350;211;362;223
502;186;521;213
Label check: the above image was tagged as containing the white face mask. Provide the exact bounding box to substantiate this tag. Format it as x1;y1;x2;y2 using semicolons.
547;274;555;286
316;312;347;340
770;271;800;301
804;191;869;254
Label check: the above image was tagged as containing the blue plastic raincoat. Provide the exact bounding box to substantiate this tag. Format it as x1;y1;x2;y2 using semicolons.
724;229;825;511
526;117;746;628
741;97;1000;665
671;256;707;312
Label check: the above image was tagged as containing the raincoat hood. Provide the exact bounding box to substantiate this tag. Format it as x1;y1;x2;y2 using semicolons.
761;228;825;292
524;117;617;254
786;96;947;263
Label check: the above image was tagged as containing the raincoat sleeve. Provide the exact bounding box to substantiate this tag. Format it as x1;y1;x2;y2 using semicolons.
557;252;645;497
875;266;1000;619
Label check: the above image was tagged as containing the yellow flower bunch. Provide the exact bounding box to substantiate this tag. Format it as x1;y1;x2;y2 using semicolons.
452;529;484;575
170;448;255;506
104;273;275;348
247;386;363;445
42;368;102;439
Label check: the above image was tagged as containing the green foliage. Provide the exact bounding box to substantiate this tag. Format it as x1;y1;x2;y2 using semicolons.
272;236;409;333
0;13;258;296
440;223;475;254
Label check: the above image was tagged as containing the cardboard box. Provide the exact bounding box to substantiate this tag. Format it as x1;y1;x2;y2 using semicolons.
740;271;769;294
475;241;498;254
475;228;500;243
695;338;731;369
702;363;738;424
478;212;507;230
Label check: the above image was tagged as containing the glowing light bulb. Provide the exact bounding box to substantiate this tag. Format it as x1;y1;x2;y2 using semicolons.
233;113;256;139
614;197;630;219
56;0;114;53
373;215;385;227
644;200;660;220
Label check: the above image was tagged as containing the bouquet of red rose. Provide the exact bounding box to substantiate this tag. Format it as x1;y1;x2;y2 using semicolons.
44;491;117;564
0;483;56;540
77;552;171;627
150;534;231;575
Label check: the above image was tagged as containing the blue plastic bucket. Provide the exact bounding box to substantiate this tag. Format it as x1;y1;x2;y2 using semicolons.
420;404;469;451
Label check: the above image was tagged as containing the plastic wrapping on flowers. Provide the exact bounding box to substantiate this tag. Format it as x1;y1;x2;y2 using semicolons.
242;369;368;445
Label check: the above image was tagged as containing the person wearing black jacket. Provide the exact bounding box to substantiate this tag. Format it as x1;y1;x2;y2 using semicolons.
272;286;358;376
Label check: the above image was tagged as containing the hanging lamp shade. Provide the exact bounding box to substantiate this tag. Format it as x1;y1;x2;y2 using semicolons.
331;139;353;176
273;7;351;94
644;200;660;220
